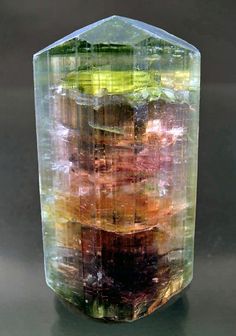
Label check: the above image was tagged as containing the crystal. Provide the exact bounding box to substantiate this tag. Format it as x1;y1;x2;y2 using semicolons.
33;16;200;322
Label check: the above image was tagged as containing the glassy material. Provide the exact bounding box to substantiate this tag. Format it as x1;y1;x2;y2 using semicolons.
33;16;200;322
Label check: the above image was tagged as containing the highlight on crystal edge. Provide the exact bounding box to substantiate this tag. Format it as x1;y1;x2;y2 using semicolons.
33;15;200;321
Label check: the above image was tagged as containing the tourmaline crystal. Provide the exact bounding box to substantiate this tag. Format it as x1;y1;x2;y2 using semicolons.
33;16;200;321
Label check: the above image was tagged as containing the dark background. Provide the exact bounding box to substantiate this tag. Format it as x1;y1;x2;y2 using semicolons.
0;1;236;335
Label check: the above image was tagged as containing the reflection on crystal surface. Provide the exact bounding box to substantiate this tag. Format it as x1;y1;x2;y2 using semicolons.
33;16;200;321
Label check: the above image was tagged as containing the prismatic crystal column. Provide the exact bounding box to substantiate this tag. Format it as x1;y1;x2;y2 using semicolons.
33;16;200;321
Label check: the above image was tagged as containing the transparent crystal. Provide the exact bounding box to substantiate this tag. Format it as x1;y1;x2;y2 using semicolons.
33;16;200;321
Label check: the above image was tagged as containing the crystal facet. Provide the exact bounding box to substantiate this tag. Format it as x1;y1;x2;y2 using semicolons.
33;16;200;322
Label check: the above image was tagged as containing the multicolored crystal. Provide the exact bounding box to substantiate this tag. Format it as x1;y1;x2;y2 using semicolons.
33;16;200;321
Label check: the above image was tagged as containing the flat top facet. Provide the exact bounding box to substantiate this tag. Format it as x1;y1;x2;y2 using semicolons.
34;15;200;57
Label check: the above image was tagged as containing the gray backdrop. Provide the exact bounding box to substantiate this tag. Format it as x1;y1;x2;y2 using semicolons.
0;1;235;335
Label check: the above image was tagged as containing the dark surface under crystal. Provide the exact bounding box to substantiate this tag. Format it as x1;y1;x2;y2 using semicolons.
1;82;235;334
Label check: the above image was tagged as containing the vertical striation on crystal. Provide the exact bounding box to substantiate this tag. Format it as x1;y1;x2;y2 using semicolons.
33;16;200;321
